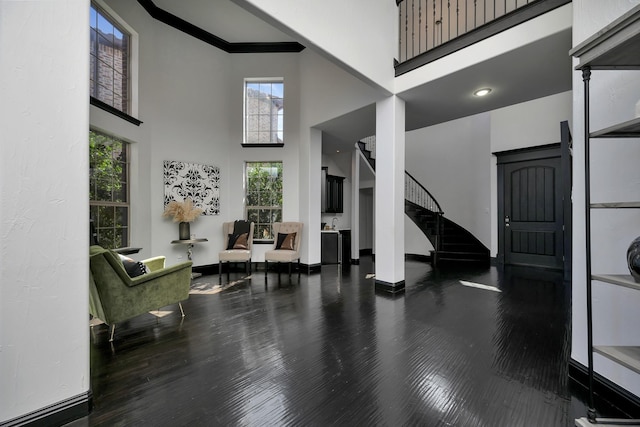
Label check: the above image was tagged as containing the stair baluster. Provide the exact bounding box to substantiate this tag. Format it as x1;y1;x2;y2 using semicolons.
357;135;489;266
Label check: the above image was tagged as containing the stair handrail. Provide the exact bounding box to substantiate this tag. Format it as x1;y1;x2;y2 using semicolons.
405;171;444;215
355;137;445;252
360;135;376;159
356;137;444;215
355;140;376;175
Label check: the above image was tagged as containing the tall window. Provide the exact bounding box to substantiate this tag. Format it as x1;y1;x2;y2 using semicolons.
245;162;283;241
90;130;130;249
90;2;130;113
244;80;284;145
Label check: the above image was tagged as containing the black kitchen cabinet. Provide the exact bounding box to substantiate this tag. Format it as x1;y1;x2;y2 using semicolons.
325;174;344;213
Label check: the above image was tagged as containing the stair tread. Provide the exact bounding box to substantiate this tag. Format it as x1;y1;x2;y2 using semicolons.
436;258;489;264
436;251;488;256
404;180;489;263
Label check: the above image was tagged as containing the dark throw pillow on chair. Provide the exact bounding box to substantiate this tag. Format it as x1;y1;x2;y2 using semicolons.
227;233;249;250
118;254;149;278
233;233;248;249
275;232;296;251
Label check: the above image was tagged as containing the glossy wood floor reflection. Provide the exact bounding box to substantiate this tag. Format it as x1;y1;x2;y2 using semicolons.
71;258;591;426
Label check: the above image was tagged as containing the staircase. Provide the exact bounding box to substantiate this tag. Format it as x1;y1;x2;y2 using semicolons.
357;137;489;267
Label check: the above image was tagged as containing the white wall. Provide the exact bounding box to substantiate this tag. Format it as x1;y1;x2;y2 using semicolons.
405;216;432;256
405;92;572;258
96;0;231;268
233;0;397;93
490;91;572;152
571;0;640;396
298;49;387;263
100;0;304;266
406;112;492;250
0;1;89;422
96;0;386;269
226;53;303;263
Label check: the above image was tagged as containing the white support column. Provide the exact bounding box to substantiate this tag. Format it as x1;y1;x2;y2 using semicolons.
351;149;360;264
300;127;323;270
1;0;90;422
375;96;405;292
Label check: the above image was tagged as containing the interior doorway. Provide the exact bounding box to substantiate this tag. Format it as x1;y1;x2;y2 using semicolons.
359;188;374;256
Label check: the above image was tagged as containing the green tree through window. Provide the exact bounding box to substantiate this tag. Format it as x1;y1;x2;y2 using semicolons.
245;162;283;241
90;130;129;248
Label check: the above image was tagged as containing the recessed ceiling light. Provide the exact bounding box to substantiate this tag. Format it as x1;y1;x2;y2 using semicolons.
474;88;492;97
336;150;340;153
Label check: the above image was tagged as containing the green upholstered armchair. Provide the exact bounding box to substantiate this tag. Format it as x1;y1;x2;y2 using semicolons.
89;245;193;341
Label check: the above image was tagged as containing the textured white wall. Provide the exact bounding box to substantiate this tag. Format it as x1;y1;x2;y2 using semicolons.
302;128;323;265
405;216;433;256
0;1;89;422
233;0;397;93
490;91;572;152
96;0;230;267
571;0;640;396
298;50;385;263
97;1;385;269
406;113;492;250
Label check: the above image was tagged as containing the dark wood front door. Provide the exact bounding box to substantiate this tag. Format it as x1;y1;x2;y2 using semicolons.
497;144;566;270
504;157;563;269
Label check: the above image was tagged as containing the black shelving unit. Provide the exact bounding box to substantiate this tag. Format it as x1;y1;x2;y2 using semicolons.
570;4;640;426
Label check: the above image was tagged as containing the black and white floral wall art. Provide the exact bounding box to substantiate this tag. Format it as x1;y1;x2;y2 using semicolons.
164;160;220;215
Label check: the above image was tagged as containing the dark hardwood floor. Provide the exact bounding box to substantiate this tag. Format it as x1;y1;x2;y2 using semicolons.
70;257;594;426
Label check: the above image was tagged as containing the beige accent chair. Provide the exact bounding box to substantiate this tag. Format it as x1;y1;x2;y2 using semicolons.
219;221;254;283
264;222;303;279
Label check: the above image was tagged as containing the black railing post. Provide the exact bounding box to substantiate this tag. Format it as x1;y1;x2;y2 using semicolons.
582;66;597;424
398;0;567;67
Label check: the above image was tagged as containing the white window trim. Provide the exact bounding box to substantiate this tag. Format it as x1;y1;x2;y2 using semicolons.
244;160;283;242
89;128;131;249
92;0;139;118
243;77;284;145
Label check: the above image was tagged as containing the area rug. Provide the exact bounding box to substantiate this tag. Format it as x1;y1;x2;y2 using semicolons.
189;275;251;295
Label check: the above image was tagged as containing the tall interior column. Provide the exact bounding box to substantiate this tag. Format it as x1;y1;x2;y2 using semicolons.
300;127;323;270
351;149;360;264
375;96;405;292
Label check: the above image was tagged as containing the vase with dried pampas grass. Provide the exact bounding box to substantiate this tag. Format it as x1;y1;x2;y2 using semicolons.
163;198;204;240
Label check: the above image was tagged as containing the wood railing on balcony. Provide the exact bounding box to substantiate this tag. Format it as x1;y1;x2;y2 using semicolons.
396;0;570;75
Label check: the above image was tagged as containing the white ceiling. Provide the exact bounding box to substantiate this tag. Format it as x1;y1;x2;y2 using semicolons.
153;0;297;43
318;28;572;153
399;28;573;132
152;1;573;154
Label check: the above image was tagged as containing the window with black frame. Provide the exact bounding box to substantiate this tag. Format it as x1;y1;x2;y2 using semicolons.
243;80;284;146
245;161;283;242
90;130;129;249
90;2;130;114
